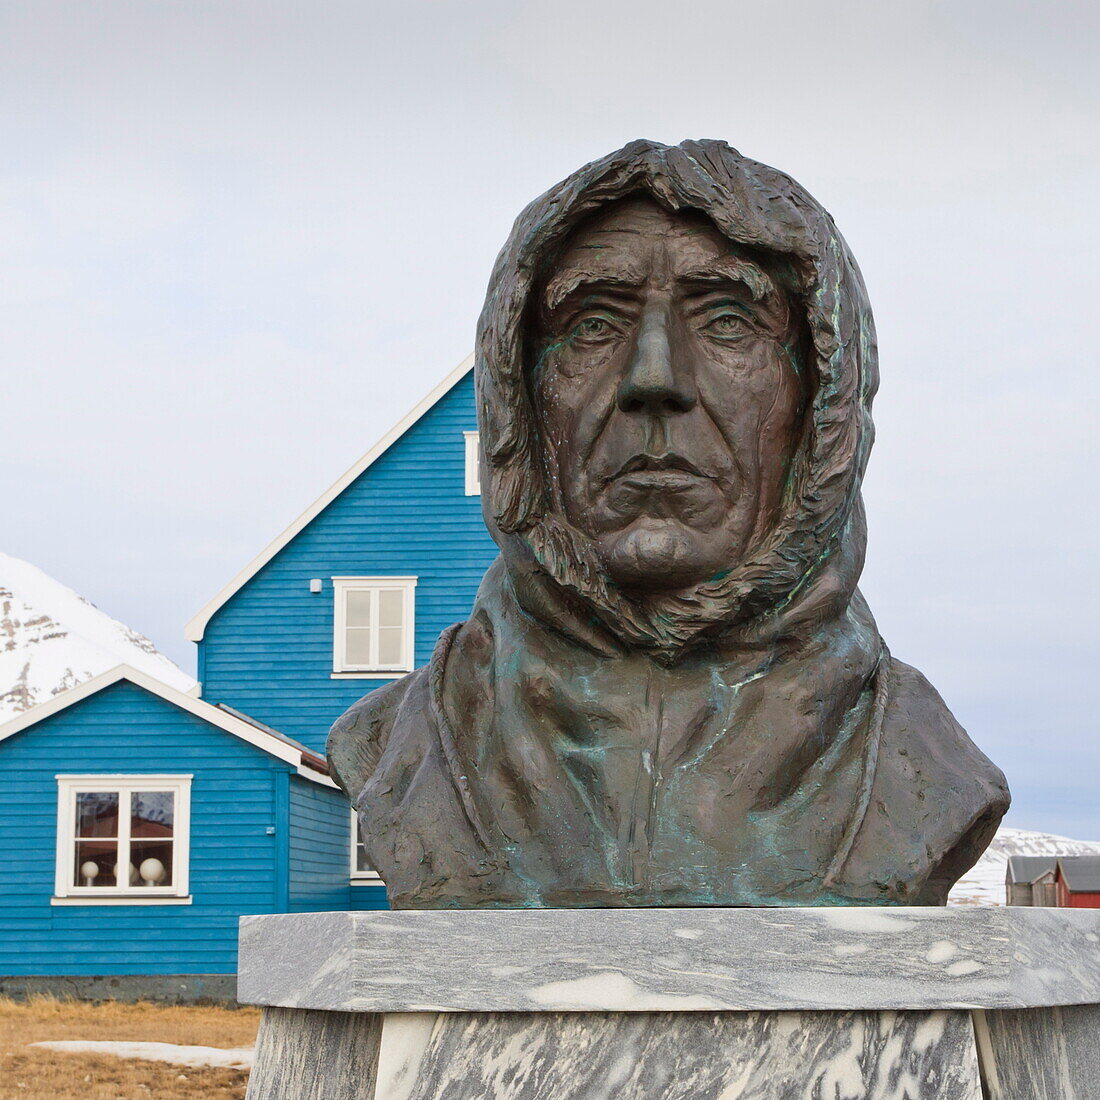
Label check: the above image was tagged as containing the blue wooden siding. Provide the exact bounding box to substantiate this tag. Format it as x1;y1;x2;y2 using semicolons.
198;370;498;751
0;681;292;976
287;776;353;912
287;782;388;910
349;881;389;910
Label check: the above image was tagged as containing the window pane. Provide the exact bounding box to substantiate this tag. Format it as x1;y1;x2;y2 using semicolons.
131;791;174;836
355;836;373;874
74;840;118;887
345;626;372;666
131;839;174;886
76;792;119;837
377;626;403;666
345;589;373;628
378;588;405;629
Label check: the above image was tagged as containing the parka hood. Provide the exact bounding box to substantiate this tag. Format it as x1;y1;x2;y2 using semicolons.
476;138;878;658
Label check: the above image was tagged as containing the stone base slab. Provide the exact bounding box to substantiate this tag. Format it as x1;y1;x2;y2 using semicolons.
239;908;1100;1098
238;906;1100;1013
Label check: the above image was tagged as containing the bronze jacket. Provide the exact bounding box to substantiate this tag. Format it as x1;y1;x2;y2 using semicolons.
330;558;1008;909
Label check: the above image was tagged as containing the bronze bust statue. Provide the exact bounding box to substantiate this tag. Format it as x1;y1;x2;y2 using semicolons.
329;139;1009;909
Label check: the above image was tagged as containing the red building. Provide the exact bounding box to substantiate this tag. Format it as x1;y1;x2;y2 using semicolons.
1055;857;1100;908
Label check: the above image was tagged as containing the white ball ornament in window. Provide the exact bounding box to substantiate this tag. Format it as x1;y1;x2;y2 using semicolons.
80;861;99;886
114;862;140;886
139;857;167;886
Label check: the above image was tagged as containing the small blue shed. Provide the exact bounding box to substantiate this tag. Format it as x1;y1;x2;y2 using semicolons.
0;664;376;980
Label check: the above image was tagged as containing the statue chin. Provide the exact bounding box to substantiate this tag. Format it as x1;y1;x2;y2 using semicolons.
600;522;714;591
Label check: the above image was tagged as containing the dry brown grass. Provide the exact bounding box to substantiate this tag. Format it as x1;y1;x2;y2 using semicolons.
0;995;260;1099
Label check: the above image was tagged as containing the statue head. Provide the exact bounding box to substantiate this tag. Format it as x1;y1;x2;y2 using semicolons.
531;197;807;592
476;139;878;659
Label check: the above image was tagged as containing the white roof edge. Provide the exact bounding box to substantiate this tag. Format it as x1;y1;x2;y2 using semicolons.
184;353;475;642
0;664;332;784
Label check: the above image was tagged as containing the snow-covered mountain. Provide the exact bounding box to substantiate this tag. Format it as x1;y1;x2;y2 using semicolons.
0;551;195;720
948;826;1100;906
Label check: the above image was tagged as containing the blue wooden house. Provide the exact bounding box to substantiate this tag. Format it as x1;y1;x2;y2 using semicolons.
0;665;345;979
0;356;498;983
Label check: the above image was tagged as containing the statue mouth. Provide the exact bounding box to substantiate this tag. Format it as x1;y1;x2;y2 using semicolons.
602;453;719;512
606;453;709;487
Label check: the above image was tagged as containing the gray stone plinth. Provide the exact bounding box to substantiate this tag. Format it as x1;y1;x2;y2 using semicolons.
247;1007;381;1100
975;1004;1100;1099
371;1008;983;1100
238;905;1100;1012
239;908;1100;1099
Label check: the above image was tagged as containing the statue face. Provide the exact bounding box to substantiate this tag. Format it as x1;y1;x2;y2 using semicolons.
532;198;806;592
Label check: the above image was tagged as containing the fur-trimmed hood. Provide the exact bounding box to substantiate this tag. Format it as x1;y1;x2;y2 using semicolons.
477;138;876;656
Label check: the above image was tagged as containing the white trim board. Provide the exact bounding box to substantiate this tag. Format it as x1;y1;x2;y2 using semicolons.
0;665;332;785
184;353;475;642
51;895;194;906
330;673;401;680
464;430;481;495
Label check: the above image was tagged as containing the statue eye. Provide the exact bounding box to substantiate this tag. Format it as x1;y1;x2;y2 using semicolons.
702;311;753;340
570;315;617;343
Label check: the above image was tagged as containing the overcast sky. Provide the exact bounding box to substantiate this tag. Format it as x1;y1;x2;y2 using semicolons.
3;1;1097;837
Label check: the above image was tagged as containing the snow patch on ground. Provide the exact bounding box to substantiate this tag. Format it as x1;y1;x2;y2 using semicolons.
0;551;195;719
29;1039;253;1069
947;826;1100;905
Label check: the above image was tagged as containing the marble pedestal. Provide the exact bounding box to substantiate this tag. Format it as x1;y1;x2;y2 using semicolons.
238;907;1100;1099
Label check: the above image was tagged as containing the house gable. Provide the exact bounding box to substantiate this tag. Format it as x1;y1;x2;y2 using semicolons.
193;359;498;750
1055;857;1100;908
185;354;475;643
0;665;331;782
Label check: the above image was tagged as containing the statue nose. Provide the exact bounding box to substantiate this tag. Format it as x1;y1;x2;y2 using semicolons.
616;305;697;415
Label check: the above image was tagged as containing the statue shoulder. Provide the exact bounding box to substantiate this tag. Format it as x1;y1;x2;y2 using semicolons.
326;614;496;806
875;656;1010;901
326;668;428;803
881;657;1008;793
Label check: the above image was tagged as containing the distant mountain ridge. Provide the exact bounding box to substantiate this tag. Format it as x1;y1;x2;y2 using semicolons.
0;551;195;720
948;826;1100;905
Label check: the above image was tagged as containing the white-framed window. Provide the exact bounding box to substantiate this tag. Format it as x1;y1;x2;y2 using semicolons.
54;775;192;902
349;810;382;883
332;577;416;675
464;431;480;496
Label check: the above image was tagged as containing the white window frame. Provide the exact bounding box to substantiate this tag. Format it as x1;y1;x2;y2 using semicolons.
54;774;192;903
464;431;480;496
331;577;417;677
349;809;382;883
